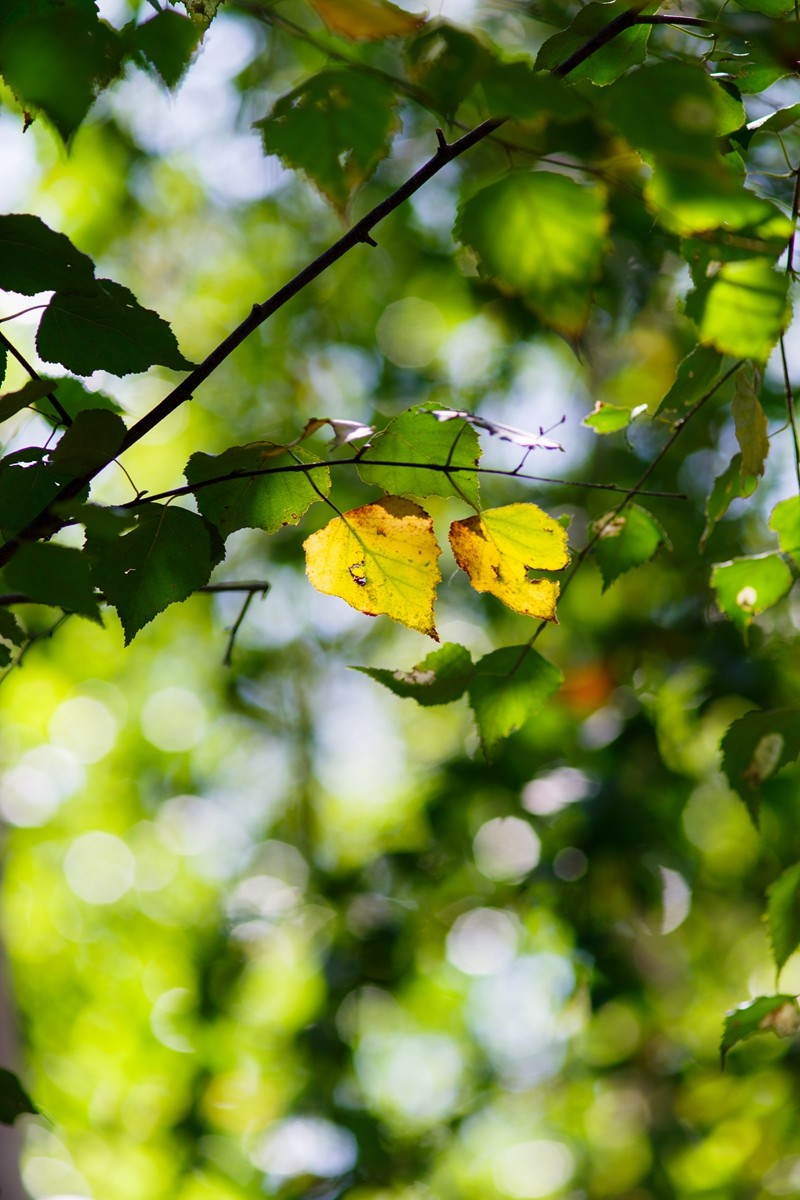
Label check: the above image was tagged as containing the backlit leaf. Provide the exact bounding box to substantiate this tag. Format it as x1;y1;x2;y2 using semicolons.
257;71;400;212
356;642;474;706
308;0;425;40
304;497;441;638
38;279;195;376
50;410;127;477
473;64;588;125
358;408;481;507
655;345;723;417
701;453;758;550
406;23;492;118
0;379;56;424
186;444;330;539
535;0;656;85
4;542;101;621
732;364;768;477
768;863;800;977
468;645;563;757
687;258;790;361
88;503;224;643
456;173;608;337
721;707;800;821
769;497;800;566
0;214;96;295
592;504;668;590
583;401;635;434
733;0;794;13
721;995;800;1067
711;553;793;633
0;460;72;536
0;1068;38;1125
38;378;124;427
449;503;569;622
129;10;201;88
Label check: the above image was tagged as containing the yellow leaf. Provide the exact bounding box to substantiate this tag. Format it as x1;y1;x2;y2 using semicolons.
449;503;569;622
304;496;441;638
307;0;425;40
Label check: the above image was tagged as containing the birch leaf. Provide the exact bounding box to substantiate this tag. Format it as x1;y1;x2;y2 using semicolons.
449;503;569;622
304;497;441;638
307;0;424;40
732;364;768;477
721;995;800;1067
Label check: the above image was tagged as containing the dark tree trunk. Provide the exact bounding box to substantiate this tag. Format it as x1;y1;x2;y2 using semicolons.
0;943;28;1200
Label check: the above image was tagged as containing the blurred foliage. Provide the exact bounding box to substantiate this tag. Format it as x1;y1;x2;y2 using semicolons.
0;1;800;1199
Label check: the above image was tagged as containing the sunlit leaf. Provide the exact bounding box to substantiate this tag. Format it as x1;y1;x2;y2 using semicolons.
721;707;800;821
308;0;425;40
256;70;400;212
731;363;768;477
687;258;790;361
0;1068;38;1125
38;279;195;376
701;453;758;550
721;995;800;1068
358;408;481;507
592;504;668;590
468;645;563;757
769;496;800;566
355;642;474;705
535;0;657;85
449;503;569;622
711;553;793;633
583;401;635;434
88;503;224;643
50;410;127;477
456;173;608;337
299;418;375;448
768;863;800;977
186;444;330;539
0;214;96;294
304;497;441;638
4;542;101;621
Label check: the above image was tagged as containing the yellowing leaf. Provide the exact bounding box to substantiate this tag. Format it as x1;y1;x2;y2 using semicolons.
308;0;424;39
449;503;569;622
304;496;441;638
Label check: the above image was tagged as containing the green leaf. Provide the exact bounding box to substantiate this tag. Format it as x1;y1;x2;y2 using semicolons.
0;460;71;536
256;70;400;212
0;608;25;667
711;553;793;633
456;172;608;338
0;214;96;295
355;643;474;706
683;205;794;267
0;7;122;140
0;378;57;424
732;0;794;14
721;995;800;1068
0;1067;38;1125
50;410;127;477
535;0;656;85
471;63;588;125
37;279;195;376
647;161;782;237
405;22;493;118
655;345;723;417
39;377;124;426
768;863;800;977
89;504;224;643
583;401;635;434
770;497;800;567
687;258;790;361
468;645;563;758
358;408;481;507
732;364;768;477
592;504;668;590
186;444;330;539
4;542;101;621
744;102;800;141
605;62;745;162
129;10;201;88
701;453;758;550
721;708;800;821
